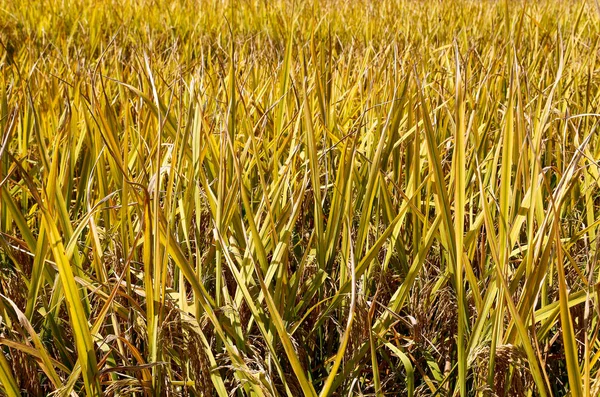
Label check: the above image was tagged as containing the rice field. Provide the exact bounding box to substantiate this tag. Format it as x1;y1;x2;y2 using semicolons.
1;0;600;395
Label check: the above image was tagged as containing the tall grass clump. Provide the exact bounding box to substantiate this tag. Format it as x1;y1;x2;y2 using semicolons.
0;0;599;395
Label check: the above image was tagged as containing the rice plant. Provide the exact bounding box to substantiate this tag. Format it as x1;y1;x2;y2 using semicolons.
0;0;599;395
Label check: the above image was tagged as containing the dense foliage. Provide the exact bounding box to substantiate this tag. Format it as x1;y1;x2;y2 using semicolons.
0;0;599;395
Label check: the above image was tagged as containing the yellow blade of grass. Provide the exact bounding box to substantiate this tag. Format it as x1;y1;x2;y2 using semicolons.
453;46;467;397
0;349;21;397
